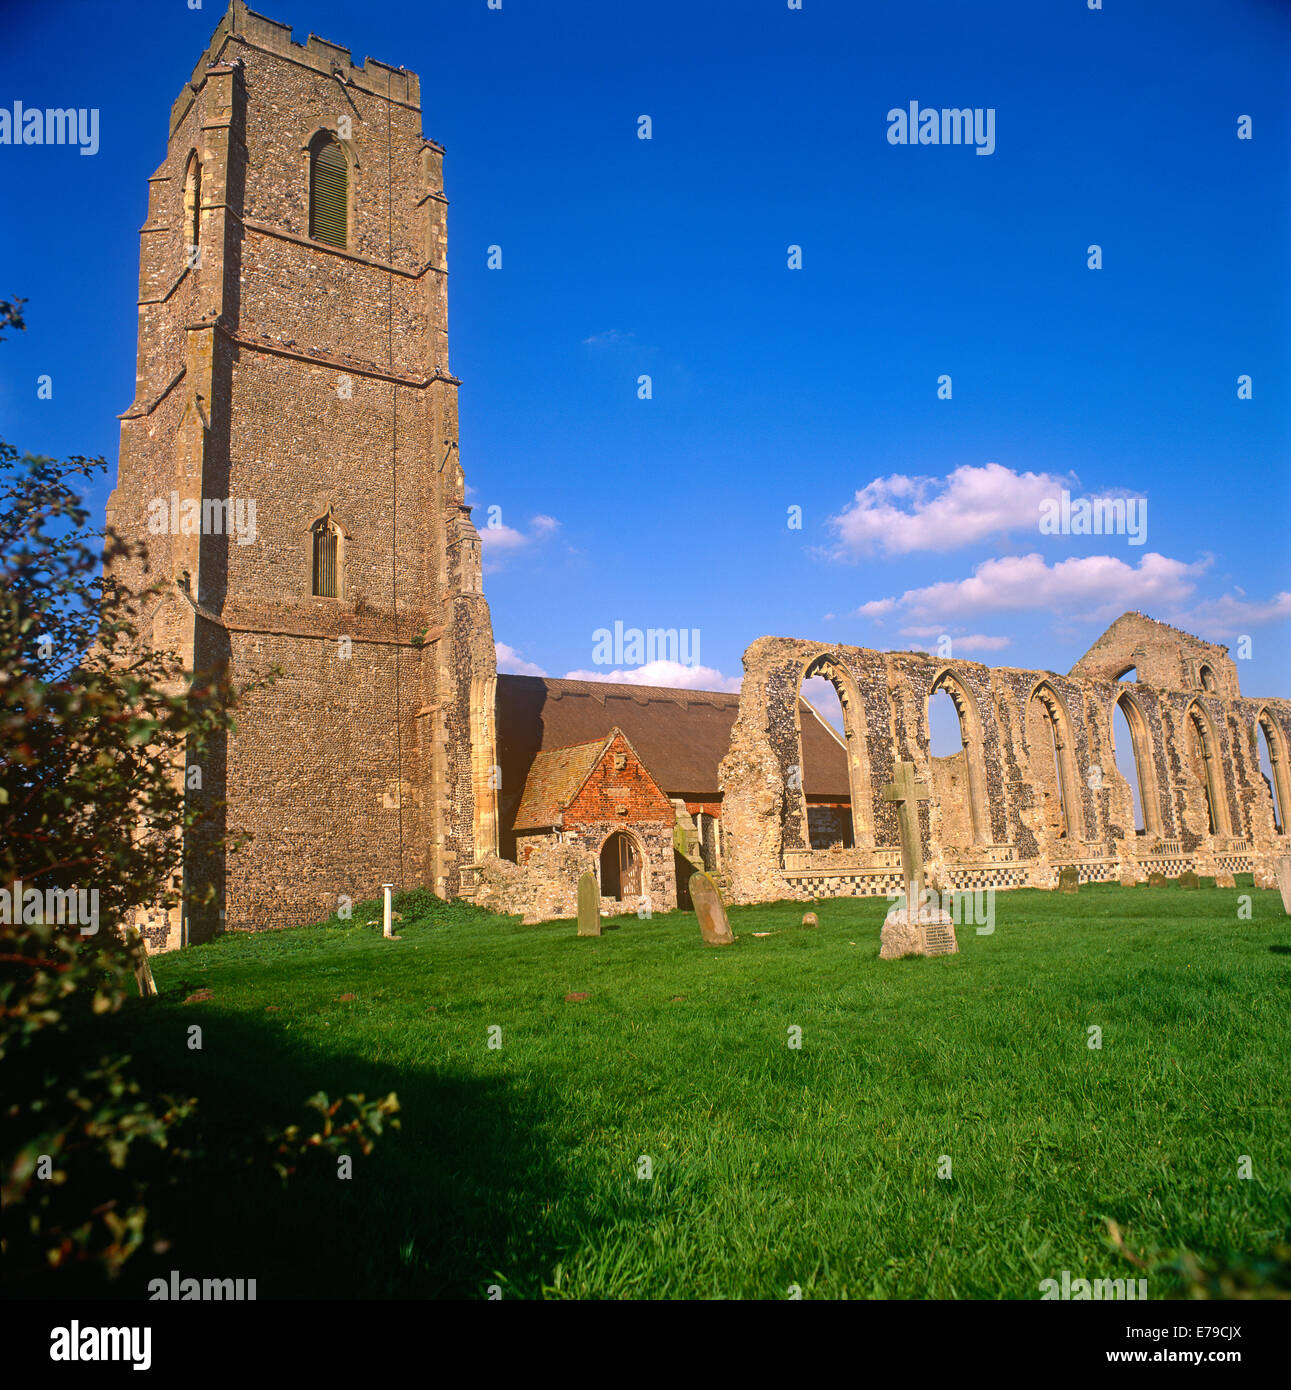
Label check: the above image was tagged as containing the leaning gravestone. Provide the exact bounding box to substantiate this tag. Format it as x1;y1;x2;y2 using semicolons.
690;871;734;946
576;871;601;937
1275;856;1291;915
1179;870;1200;890
1058;866;1079;894
878;761;957;959
1147;871;1167;888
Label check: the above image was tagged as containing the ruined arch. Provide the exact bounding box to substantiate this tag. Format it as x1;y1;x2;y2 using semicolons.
1256;708;1288;835
1184;700;1232;837
797;653;874;848
1027;680;1084;841
1199;664;1217;693
1111;689;1162;836
927;668;989;846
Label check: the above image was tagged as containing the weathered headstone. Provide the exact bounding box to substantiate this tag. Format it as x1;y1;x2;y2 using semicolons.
1147;871;1167;888
1057;866;1079;894
577;870;601;937
1179;870;1200;890
801;911;819;928
1215;871;1236;889
878;761;957;960
1275;856;1291;915
130;927;157;999
690;871;733;946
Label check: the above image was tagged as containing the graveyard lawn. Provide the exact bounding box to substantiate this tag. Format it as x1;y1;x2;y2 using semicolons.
57;884;1291;1299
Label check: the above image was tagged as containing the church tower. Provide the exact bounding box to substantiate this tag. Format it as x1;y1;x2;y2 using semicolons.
106;3;498;944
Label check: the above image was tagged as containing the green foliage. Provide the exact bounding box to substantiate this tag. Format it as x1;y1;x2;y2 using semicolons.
0;408;390;1286
267;1091;401;1182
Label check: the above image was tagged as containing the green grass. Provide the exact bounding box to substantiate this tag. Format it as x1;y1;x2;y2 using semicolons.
74;885;1291;1298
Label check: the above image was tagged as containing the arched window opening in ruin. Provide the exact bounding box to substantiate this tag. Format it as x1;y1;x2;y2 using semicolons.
309;132;349;249
182;153;201;264
311;509;344;598
1257;714;1287;835
801;669;854;849
1185;703;1230;837
799;655;873;849
1028;684;1083;841
1116;666;1137;682
1199;665;1217;692
927;671;989;846
1112;692;1159;836
600;831;642;900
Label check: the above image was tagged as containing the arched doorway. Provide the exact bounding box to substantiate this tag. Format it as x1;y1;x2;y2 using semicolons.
600;832;643;899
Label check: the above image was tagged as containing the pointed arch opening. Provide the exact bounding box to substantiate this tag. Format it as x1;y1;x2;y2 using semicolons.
1257;711;1288;835
1028;682;1084;842
309;131;350;250
1185;701;1231;837
1112;690;1161;837
799;654;874;849
927;669;989;847
600;830;643;900
310;507;347;598
181;151;202;272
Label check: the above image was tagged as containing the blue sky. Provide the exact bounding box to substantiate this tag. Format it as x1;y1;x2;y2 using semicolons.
2;0;1288;709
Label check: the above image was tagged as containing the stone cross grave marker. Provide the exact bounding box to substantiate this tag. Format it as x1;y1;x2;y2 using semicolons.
689;871;734;946
881;761;931;909
878;761;957;959
1275;856;1291;915
577;870;601;937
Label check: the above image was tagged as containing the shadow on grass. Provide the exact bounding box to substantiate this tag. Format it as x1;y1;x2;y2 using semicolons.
14;1003;592;1301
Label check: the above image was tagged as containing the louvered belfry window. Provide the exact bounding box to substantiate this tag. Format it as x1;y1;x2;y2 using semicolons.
312;516;340;598
310;136;348;249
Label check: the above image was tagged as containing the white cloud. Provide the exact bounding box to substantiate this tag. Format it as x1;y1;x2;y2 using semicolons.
898;628;1012;653
562;660;742;692
495;642;546;677
828;462;1077;557
479;513;562;572
875;551;1204;622
479;523;529;551
582;329;637;348
1164;591;1291;640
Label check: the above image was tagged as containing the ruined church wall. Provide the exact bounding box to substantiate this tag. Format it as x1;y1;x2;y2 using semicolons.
719;635;1289;905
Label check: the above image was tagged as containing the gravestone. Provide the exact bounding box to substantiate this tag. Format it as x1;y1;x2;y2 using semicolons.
1058;866;1079;894
878;761;957;960
1215;871;1236;889
801;911;819;928
1276;856;1291;915
1147;871;1167;888
576;871;601;937
131;928;157;999
1179;870;1200;890
690;871;734;946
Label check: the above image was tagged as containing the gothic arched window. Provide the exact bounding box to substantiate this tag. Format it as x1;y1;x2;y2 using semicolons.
309;133;348;249
183;153;202;269
311;510;344;598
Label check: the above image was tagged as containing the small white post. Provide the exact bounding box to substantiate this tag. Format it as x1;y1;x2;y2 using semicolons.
382;884;394;939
